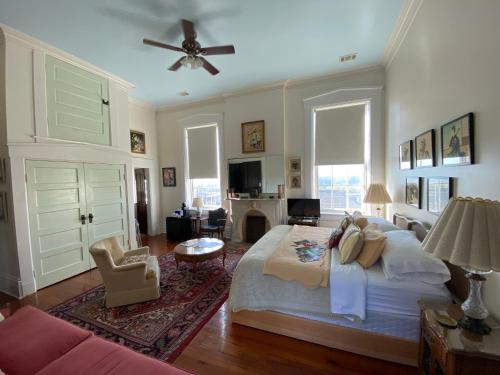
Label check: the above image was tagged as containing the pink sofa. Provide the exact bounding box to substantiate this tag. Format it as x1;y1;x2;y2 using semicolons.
0;306;192;375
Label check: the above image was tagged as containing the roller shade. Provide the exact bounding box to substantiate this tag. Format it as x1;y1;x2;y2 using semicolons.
315;104;365;165
186;125;218;179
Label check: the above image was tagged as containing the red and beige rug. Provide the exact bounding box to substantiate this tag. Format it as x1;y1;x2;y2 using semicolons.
48;242;249;362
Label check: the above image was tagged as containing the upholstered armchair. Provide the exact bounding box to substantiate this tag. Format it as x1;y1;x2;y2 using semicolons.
200;208;227;238
89;237;160;308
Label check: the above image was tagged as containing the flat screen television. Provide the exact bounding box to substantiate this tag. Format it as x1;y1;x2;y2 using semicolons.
287;198;320;218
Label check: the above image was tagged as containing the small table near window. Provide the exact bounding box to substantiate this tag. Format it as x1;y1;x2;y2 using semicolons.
190;216;208;236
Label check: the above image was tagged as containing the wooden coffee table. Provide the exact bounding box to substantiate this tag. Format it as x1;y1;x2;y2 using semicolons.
174;238;225;272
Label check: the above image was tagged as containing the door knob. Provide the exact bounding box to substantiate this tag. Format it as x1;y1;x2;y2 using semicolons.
80;215;87;225
88;213;94;223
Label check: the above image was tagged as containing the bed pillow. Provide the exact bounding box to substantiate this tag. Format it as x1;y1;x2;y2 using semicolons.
381;230;450;285
338;224;364;264
367;217;400;232
356;224;386;269
352;211;369;229
328;227;344;249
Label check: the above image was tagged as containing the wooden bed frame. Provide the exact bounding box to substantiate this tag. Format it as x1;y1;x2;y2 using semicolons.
231;213;467;367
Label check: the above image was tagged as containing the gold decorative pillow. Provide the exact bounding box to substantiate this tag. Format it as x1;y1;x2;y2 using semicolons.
338;224;364;264
352;211;369;229
357;224;386;269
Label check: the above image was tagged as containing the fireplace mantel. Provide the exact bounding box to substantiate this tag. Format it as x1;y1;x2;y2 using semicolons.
226;198;286;242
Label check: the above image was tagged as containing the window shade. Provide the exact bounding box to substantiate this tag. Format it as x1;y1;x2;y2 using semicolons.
187;125;218;179
314;104;365;165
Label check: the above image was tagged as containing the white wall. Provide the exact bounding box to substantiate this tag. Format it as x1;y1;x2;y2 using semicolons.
285;68;385;199
385;0;500;317
156;68;386;226
129;99;161;235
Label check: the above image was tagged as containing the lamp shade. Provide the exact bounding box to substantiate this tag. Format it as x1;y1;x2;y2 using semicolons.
191;197;204;209
422;197;500;272
363;183;392;204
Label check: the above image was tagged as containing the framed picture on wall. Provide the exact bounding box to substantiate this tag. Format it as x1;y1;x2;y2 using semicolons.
289;174;302;189
130;130;146;154
162;167;176;187
428;177;453;215
399;140;413;170
441;113;474;166
406;177;423;209
415;130;435;168
241;120;265;153
288;157;301;173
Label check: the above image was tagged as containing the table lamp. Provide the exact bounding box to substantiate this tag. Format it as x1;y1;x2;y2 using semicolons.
363;183;392;217
422;197;500;335
191;197;204;218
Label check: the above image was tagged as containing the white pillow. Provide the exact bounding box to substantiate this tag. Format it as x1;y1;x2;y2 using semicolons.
367;217;400;232
381;230;450;285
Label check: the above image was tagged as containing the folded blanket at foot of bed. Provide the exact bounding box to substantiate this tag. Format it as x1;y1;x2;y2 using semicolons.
262;225;332;288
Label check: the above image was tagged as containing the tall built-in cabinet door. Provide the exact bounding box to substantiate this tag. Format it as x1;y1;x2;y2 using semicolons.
26;161;90;289
45;55;111;145
84;164;129;261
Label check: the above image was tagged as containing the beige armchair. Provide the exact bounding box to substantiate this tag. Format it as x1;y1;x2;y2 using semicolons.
89;237;160;308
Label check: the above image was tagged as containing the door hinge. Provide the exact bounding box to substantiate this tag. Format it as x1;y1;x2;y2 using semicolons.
33;269;36;278
25;174;28;183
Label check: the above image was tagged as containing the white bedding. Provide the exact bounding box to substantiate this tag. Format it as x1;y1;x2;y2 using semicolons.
229;224;451;322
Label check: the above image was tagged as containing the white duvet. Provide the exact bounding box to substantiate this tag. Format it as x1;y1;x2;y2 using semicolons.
229;224;451;321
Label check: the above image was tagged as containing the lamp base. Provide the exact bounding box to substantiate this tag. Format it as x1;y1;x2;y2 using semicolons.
458;315;491;335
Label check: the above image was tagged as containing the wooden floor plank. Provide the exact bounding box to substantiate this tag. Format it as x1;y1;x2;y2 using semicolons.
0;234;416;375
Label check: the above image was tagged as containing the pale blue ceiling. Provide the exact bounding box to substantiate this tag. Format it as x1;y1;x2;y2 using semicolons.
0;0;404;106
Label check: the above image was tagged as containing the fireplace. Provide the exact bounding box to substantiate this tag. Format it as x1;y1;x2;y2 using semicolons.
227;198;286;242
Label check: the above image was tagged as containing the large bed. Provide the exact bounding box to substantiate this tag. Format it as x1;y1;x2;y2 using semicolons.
229;214;466;366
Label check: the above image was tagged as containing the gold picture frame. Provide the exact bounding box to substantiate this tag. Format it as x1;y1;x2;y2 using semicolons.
241;120;265;153
130;130;146;154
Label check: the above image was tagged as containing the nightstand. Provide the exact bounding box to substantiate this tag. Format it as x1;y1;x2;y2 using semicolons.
418;300;500;375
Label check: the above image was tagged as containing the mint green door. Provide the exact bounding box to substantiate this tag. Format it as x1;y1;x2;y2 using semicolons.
26;161;90;289
85;163;129;263
46;55;110;145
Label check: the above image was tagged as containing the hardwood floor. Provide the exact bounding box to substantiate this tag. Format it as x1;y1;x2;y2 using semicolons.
0;235;416;375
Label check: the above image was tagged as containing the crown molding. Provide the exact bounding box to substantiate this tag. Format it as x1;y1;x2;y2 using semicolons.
128;97;156;111
380;0;423;67
0;23;135;90
156;64;384;113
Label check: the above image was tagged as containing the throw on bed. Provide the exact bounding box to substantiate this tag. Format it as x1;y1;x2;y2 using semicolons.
262;225;331;288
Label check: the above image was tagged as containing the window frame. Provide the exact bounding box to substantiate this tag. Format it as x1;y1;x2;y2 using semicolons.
315;164;367;215
179;113;224;212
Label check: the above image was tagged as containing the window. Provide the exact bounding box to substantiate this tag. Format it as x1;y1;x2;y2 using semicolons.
186;178;221;209
184;124;222;210
316;164;365;214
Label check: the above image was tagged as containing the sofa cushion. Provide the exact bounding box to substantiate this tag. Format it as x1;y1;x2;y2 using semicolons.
37;336;192;375
0;306;92;375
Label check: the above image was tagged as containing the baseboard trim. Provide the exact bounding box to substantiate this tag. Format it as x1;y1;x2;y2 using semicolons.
0;272;22;298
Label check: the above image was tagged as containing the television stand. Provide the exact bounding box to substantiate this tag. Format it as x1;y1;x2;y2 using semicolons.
288;216;320;227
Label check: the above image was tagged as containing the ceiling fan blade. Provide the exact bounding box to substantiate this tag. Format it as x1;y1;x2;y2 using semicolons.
200;57;219;75
181;19;196;40
201;45;235;55
143;38;184;53
168;57;185;71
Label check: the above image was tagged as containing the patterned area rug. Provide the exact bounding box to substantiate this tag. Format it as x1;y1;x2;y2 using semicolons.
48;242;249;362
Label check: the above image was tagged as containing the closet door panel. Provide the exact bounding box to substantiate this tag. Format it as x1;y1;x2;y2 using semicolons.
46;55;110;145
85;163;129;263
26;161;90;289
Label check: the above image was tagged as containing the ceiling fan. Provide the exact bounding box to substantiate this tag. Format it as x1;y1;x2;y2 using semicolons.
143;19;235;75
